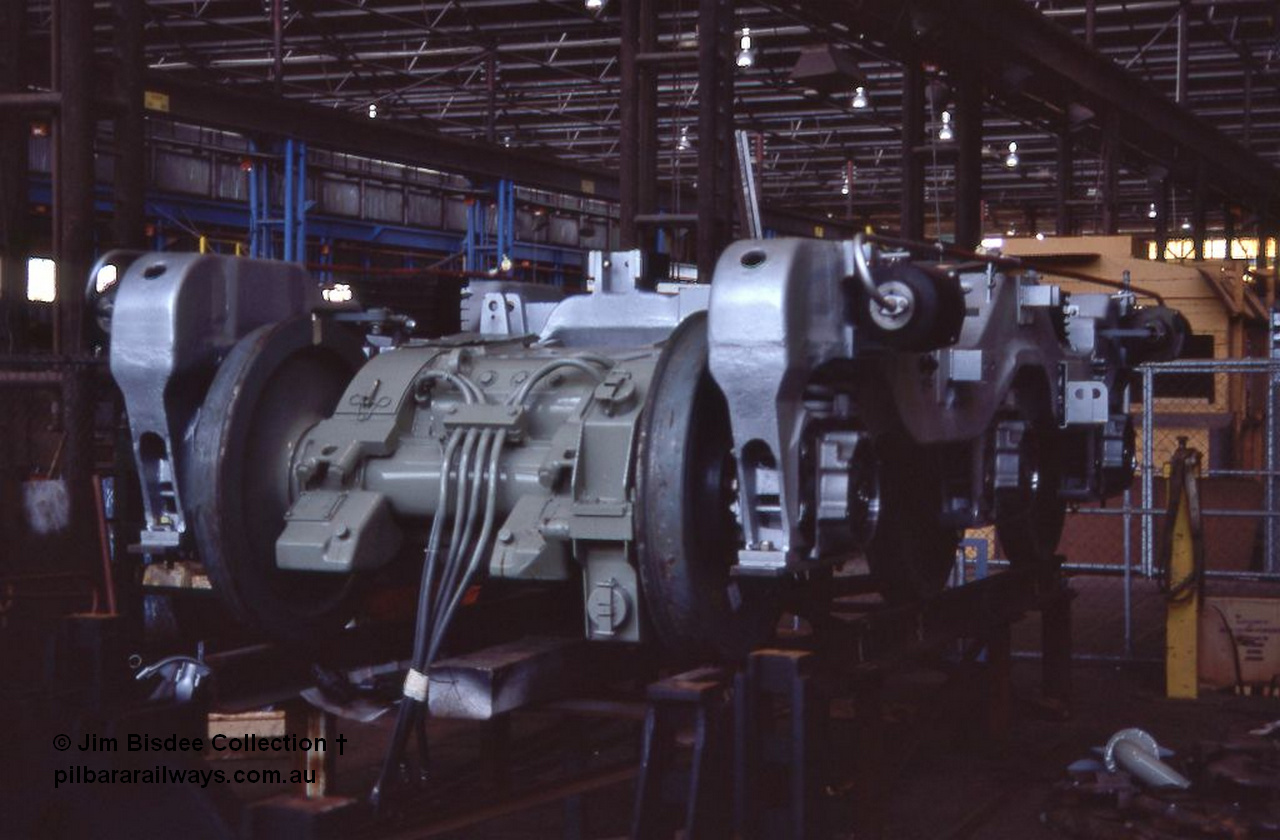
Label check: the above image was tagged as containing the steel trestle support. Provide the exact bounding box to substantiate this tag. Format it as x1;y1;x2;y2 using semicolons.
632;561;1074;839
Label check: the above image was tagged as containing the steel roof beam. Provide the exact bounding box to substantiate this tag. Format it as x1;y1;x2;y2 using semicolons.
808;0;1280;213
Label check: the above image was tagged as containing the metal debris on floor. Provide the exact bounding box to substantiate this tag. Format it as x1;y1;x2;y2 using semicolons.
1046;724;1280;838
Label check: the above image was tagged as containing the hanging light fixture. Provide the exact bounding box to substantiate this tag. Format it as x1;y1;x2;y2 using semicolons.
585;0;604;10
851;85;868;109
1005;141;1019;168
1148;202;1158;219
367;103;378;119
678;125;691;151
938;110;953;141
736;27;756;68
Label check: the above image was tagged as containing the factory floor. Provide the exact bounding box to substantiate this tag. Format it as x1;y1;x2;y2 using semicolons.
310;650;1276;839
870;660;1273;839
10;579;1279;839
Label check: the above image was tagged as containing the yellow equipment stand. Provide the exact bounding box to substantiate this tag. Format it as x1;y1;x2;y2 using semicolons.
1161;440;1204;700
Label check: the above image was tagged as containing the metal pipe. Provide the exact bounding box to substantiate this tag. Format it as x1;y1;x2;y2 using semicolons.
1244;65;1253;147
1223;202;1236;257
1267;353;1278;572
1153;175;1169;261
285;139;295;262
54;0;93;356
1069;506;1280;519
1142;366;1155;577
900;56;924;240
248;143;260;257
636;0;657;254
297;142;307;260
979;557;1280;580
485;52;497;146
0;92;61;111
1202;468;1280;478
1192;163;1207;261
1143;359;1280;370
92;474;118;615
617;0;638;249
1123;466;1133;659
1175;4;1189;104
1105;729;1191;790
0;0;29;351
954;66;983;251
1014;652;1163;665
1056;118;1074;236
272;0;284;95
696;0;733;279
111;0;146;250
1100;111;1120;235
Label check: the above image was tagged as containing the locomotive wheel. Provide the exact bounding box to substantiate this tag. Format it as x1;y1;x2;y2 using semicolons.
994;405;1066;568
184;316;365;643
635;311;780;661
865;438;961;602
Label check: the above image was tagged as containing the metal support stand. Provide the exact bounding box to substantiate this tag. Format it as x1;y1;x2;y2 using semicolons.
632;666;734;840
849;669;887;840
734;650;826;840
985;621;1013;740
629;564;1071;840
59;613;127;711
1041;581;1074;709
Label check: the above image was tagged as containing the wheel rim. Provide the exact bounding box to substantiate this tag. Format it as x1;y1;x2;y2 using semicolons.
994;409;1066;566
185;317;366;641
635;312;779;660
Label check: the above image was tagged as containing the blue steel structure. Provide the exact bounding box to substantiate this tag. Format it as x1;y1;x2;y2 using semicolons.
464;179;515;273
248;139;308;262
28;178;586;275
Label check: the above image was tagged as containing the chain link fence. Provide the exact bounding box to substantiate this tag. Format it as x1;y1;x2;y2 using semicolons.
960;357;1280;661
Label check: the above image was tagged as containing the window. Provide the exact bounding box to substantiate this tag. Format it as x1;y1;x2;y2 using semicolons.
27;257;56;303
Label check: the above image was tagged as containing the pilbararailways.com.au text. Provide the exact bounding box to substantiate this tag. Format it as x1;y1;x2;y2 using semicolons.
51;731;347;789
55;765;317;789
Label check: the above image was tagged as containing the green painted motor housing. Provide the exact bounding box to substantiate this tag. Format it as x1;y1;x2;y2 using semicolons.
280;339;662;643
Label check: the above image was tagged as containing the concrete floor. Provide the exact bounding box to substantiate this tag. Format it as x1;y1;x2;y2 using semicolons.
312;642;1278;839
9;578;1280;839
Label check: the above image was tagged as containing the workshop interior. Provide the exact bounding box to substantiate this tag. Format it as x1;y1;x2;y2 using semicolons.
2;1;1280;838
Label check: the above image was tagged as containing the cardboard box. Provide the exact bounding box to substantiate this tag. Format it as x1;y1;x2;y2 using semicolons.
1199;596;1280;688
